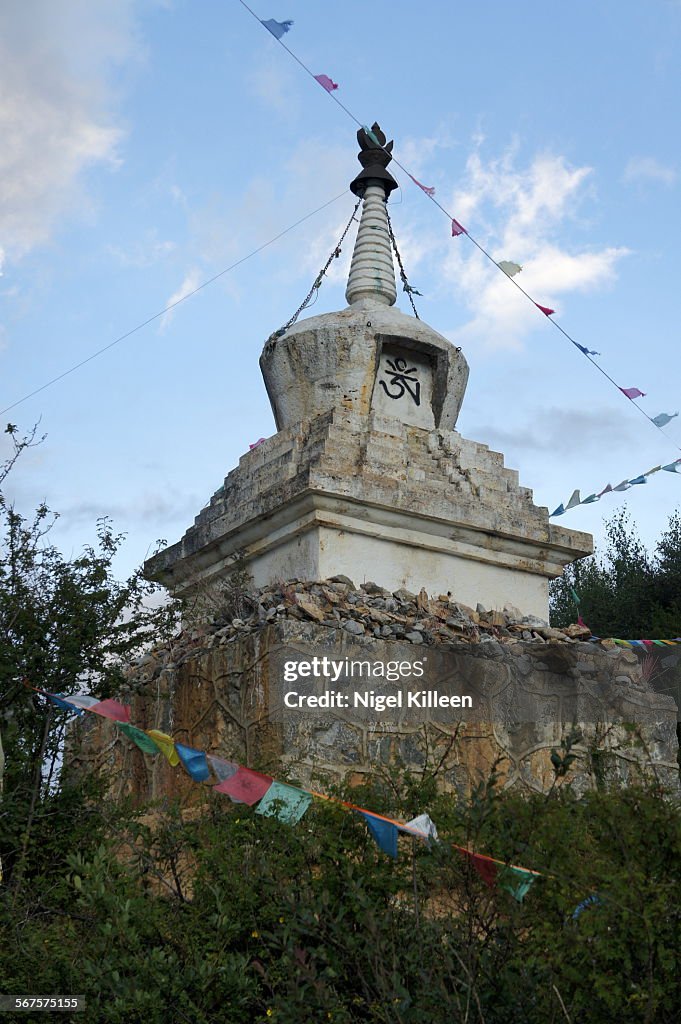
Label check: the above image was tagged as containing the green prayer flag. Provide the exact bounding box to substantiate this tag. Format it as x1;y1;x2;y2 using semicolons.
118;722;160;755
255;781;312;824
499;866;537;902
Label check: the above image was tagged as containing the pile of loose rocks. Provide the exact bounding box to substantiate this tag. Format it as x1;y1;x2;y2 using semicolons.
128;577;598;682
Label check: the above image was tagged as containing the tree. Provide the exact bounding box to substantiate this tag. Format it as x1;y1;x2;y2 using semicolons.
0;423;180;890
550;507;681;640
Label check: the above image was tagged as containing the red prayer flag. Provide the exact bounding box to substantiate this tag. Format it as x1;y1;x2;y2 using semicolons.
88;698;131;723
408;174;435;197
249;438;266;450
459;848;498;887
451;218;466;237
314;74;338;92
535;303;555;316
619;387;646;400
213;766;273;805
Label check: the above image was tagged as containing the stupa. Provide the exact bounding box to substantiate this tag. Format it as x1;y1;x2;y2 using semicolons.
145;125;592;618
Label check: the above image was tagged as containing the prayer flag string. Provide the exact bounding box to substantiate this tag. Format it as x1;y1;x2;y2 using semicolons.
28;681;538;900
550;457;681;517
237;1;680;461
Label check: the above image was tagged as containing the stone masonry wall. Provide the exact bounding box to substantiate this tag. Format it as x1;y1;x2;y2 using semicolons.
70;579;680;802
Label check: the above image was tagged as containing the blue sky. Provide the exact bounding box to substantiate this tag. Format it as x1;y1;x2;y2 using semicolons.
1;0;680;586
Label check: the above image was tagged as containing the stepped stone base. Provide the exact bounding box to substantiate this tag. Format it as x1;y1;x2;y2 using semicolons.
145;409;592;620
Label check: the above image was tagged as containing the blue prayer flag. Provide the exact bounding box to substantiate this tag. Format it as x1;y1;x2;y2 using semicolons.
256;781;312;824
652;412;678;428
176;743;211;782
261;18;293;40
359;811;398;858
551;504;565;517
46;692;83;714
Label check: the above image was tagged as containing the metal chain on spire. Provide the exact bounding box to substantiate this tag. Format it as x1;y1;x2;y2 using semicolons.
386;207;420;319
270;199;361;341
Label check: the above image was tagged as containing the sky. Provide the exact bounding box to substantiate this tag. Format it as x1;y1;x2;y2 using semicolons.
1;0;680;589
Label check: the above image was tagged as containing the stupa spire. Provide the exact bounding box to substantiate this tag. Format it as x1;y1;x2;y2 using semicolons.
345;123;398;308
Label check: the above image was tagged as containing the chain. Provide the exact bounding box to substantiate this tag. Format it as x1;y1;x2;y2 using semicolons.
269;199;361;341
386;206;420;319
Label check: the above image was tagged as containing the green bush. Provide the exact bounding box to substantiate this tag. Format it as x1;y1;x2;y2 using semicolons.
1;772;679;1024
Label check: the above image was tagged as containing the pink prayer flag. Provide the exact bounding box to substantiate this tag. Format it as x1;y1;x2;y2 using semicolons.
88;698;131;724
597;483;613;497
249;438;266;450
314;74;338;92
409;174;435;197
451;218;467;237
619;387;646;400
577;614;587;628
535;303;555;316
213;766;273;805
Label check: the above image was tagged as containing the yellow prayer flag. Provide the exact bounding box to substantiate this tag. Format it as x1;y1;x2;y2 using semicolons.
146;729;180;766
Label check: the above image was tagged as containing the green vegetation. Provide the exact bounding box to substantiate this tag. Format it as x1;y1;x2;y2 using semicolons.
1;770;680;1024
550;507;681;641
2;431;680;1022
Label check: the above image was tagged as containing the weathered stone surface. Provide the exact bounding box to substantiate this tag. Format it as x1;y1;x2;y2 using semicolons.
143;404;593;620
70;579;679;804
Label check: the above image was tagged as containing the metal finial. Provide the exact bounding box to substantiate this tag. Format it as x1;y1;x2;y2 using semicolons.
350;122;399;198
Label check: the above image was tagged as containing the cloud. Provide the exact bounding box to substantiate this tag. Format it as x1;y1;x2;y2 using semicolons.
623;156;677;187
107;232;176;269
432;145;629;350
471;407;635;458
0;2;142;265
159;138;357;319
160;268;203;331
59;490;201;529
245;53;301;117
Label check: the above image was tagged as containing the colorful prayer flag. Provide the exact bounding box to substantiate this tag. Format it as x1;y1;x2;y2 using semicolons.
313;74;338;92
619;387;646;400
146;729;180;766
260;18;293;40
60;694;131;723
572;893;602;920
451;218;467;237
358;810;399;858
207;755;239;782
663;460;681;473
551;503;565;516
459;849;536;902
176;743;211;782
575;343;601;356
535;303;555;316
403;813;438;840
409;174;435;197
499;865;537;902
118;723;160;755
497;260;521;277
44;693;83;714
613;479;632;491
256;781;312;824
629;475;647;486
652;412;678;428
581;493;599;504
598;483;613;496
361;124;381;147
565;489;581;510
213;766;273;805
249;438;266;450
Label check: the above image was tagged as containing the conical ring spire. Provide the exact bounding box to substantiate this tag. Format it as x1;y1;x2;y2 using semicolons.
345;124;398;308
